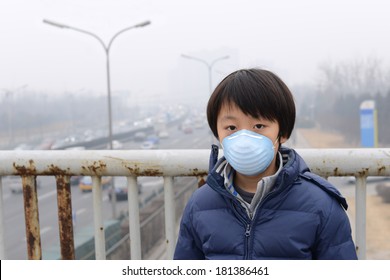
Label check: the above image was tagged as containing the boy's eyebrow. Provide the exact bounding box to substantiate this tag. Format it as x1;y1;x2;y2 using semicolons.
219;115;238;121
220;114;269;123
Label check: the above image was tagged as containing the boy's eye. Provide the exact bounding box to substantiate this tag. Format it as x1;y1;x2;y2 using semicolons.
226;125;236;131
253;124;264;129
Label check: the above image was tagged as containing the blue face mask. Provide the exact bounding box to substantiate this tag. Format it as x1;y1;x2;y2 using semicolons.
221;129;277;176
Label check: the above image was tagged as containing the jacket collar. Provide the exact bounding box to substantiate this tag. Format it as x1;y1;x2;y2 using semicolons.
206;145;349;209
207;145;304;195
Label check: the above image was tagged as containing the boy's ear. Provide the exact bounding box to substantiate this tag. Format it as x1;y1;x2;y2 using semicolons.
279;135;288;144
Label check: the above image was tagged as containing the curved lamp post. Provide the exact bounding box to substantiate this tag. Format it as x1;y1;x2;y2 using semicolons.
43;19;151;221
181;54;229;145
181;54;229;95
43;19;151;150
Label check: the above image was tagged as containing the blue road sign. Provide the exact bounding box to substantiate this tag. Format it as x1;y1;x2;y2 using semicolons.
360;100;377;147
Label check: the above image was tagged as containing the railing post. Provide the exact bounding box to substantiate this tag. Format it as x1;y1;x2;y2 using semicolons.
127;176;141;259
0;177;5;259
355;176;367;259
92;176;106;260
22;175;42;260
55;175;75;260
164;176;176;259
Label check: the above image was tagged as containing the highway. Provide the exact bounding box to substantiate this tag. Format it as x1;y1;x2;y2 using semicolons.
2;123;214;259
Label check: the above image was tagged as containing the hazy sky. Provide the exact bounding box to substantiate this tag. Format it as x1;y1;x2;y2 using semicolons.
1;0;390;103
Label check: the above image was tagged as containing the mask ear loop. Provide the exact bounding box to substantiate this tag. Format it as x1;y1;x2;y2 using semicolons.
274;132;282;150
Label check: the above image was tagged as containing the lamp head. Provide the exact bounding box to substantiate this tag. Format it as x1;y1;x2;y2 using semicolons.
43;19;69;29
135;20;151;28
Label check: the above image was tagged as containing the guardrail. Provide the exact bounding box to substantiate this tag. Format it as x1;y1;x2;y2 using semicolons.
53;126;154;150
0;148;389;260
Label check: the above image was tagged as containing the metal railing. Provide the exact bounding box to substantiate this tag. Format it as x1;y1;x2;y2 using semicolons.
0;148;389;260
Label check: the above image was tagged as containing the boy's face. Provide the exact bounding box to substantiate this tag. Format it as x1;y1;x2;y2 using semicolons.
217;103;287;146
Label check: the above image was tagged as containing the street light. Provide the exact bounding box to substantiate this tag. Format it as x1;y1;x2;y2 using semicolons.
181;54;230;95
43;19;151;150
181;54;229;146
44;19;151;219
1;84;28;146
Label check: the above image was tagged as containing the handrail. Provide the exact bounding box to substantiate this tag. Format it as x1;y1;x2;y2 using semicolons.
0;148;389;260
1;148;389;177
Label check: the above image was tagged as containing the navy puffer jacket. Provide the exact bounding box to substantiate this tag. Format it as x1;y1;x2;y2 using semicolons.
174;146;357;260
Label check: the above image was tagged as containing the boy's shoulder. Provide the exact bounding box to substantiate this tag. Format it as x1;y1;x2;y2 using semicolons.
188;183;229;211
298;171;348;210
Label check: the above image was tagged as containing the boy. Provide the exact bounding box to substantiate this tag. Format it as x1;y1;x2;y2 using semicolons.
174;68;357;259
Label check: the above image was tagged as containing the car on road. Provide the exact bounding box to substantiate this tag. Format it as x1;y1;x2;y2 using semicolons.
134;132;147;142
79;176;112;192
106;140;124;149
183;126;193;134
140;140;157;149
108;176;142;201
158;131;169;138
146;135;160;144
70;176;82;186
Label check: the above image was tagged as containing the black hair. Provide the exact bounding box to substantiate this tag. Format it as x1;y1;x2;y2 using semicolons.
206;68;296;139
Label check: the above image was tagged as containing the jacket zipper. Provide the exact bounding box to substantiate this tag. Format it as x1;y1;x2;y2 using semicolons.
244;224;251;259
231;200;252;259
241;180;289;259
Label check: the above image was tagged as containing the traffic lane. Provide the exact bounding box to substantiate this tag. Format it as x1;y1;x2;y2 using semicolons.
2;176;59;259
159;125;213;149
2;176;103;259
123;125;214;150
2;190;28;259
42;177;167;255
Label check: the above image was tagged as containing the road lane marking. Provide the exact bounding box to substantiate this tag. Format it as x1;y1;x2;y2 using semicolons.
38;190;56;201
80;193;91;200
40;226;52;235
75;208;86;215
171;139;180;145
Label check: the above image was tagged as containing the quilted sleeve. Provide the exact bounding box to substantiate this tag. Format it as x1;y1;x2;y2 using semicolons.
173;195;205;260
314;198;358;259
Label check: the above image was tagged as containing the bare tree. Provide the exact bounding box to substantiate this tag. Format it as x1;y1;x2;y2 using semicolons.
317;56;388;98
314;56;390;145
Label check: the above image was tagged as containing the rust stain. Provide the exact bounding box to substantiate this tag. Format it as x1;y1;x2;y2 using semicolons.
22;181;32;209
27;232;36;258
47;165;69;176
191;168;208;177
358;168;369;177
56;175;75;259
378;166;386;173
81;160;108;175
22;176;41;259
13;161;76;176
13;159;37;176
126;165;163;176
197;176;206;188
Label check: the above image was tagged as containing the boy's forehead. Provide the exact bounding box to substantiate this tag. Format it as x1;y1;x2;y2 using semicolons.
217;103;251;121
217;101;276;123
218;102;240;116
